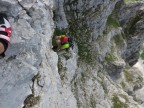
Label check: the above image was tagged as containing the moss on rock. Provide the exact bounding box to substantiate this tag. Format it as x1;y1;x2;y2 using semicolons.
140;51;144;60
112;94;128;108
124;69;134;83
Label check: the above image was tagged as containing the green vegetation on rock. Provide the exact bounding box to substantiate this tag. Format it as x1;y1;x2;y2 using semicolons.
112;95;128;108
124;69;134;83
106;2;121;31
90;95;97;108
140;51;144;60
105;53;116;63
125;12;142;36
63;0;95;64
124;0;142;3
113;34;125;47
101;82;108;94
106;15;120;28
105;45;117;63
54;28;68;36
119;94;129;103
121;81;126;89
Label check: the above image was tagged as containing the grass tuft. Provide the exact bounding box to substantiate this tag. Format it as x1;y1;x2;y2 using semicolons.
112;95;128;108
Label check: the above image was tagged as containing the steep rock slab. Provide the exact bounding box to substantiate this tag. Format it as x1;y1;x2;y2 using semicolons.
119;2;144;66
0;0;77;108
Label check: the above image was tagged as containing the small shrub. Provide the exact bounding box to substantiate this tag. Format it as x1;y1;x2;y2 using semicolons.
106;15;120;28
23;94;40;108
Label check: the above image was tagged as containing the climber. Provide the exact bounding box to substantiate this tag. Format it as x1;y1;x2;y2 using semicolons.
0;13;12;58
52;35;74;52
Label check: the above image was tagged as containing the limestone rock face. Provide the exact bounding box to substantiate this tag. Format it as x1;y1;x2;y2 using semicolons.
119;3;144;66
0;0;144;108
0;0;76;108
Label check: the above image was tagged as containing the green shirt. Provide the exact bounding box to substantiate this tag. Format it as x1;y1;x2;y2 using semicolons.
61;43;70;49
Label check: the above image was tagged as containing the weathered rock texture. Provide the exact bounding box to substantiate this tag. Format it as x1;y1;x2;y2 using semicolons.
119;2;144;66
0;0;144;108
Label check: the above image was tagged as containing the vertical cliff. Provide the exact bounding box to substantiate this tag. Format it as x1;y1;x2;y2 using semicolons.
54;0;144;108
0;0;144;108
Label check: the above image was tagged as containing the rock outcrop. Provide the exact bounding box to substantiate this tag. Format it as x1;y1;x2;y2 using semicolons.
0;0;144;108
119;2;144;66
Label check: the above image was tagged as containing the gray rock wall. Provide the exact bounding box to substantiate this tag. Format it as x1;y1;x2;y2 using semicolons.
119;2;144;66
0;0;144;108
54;0;144;108
0;0;77;108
